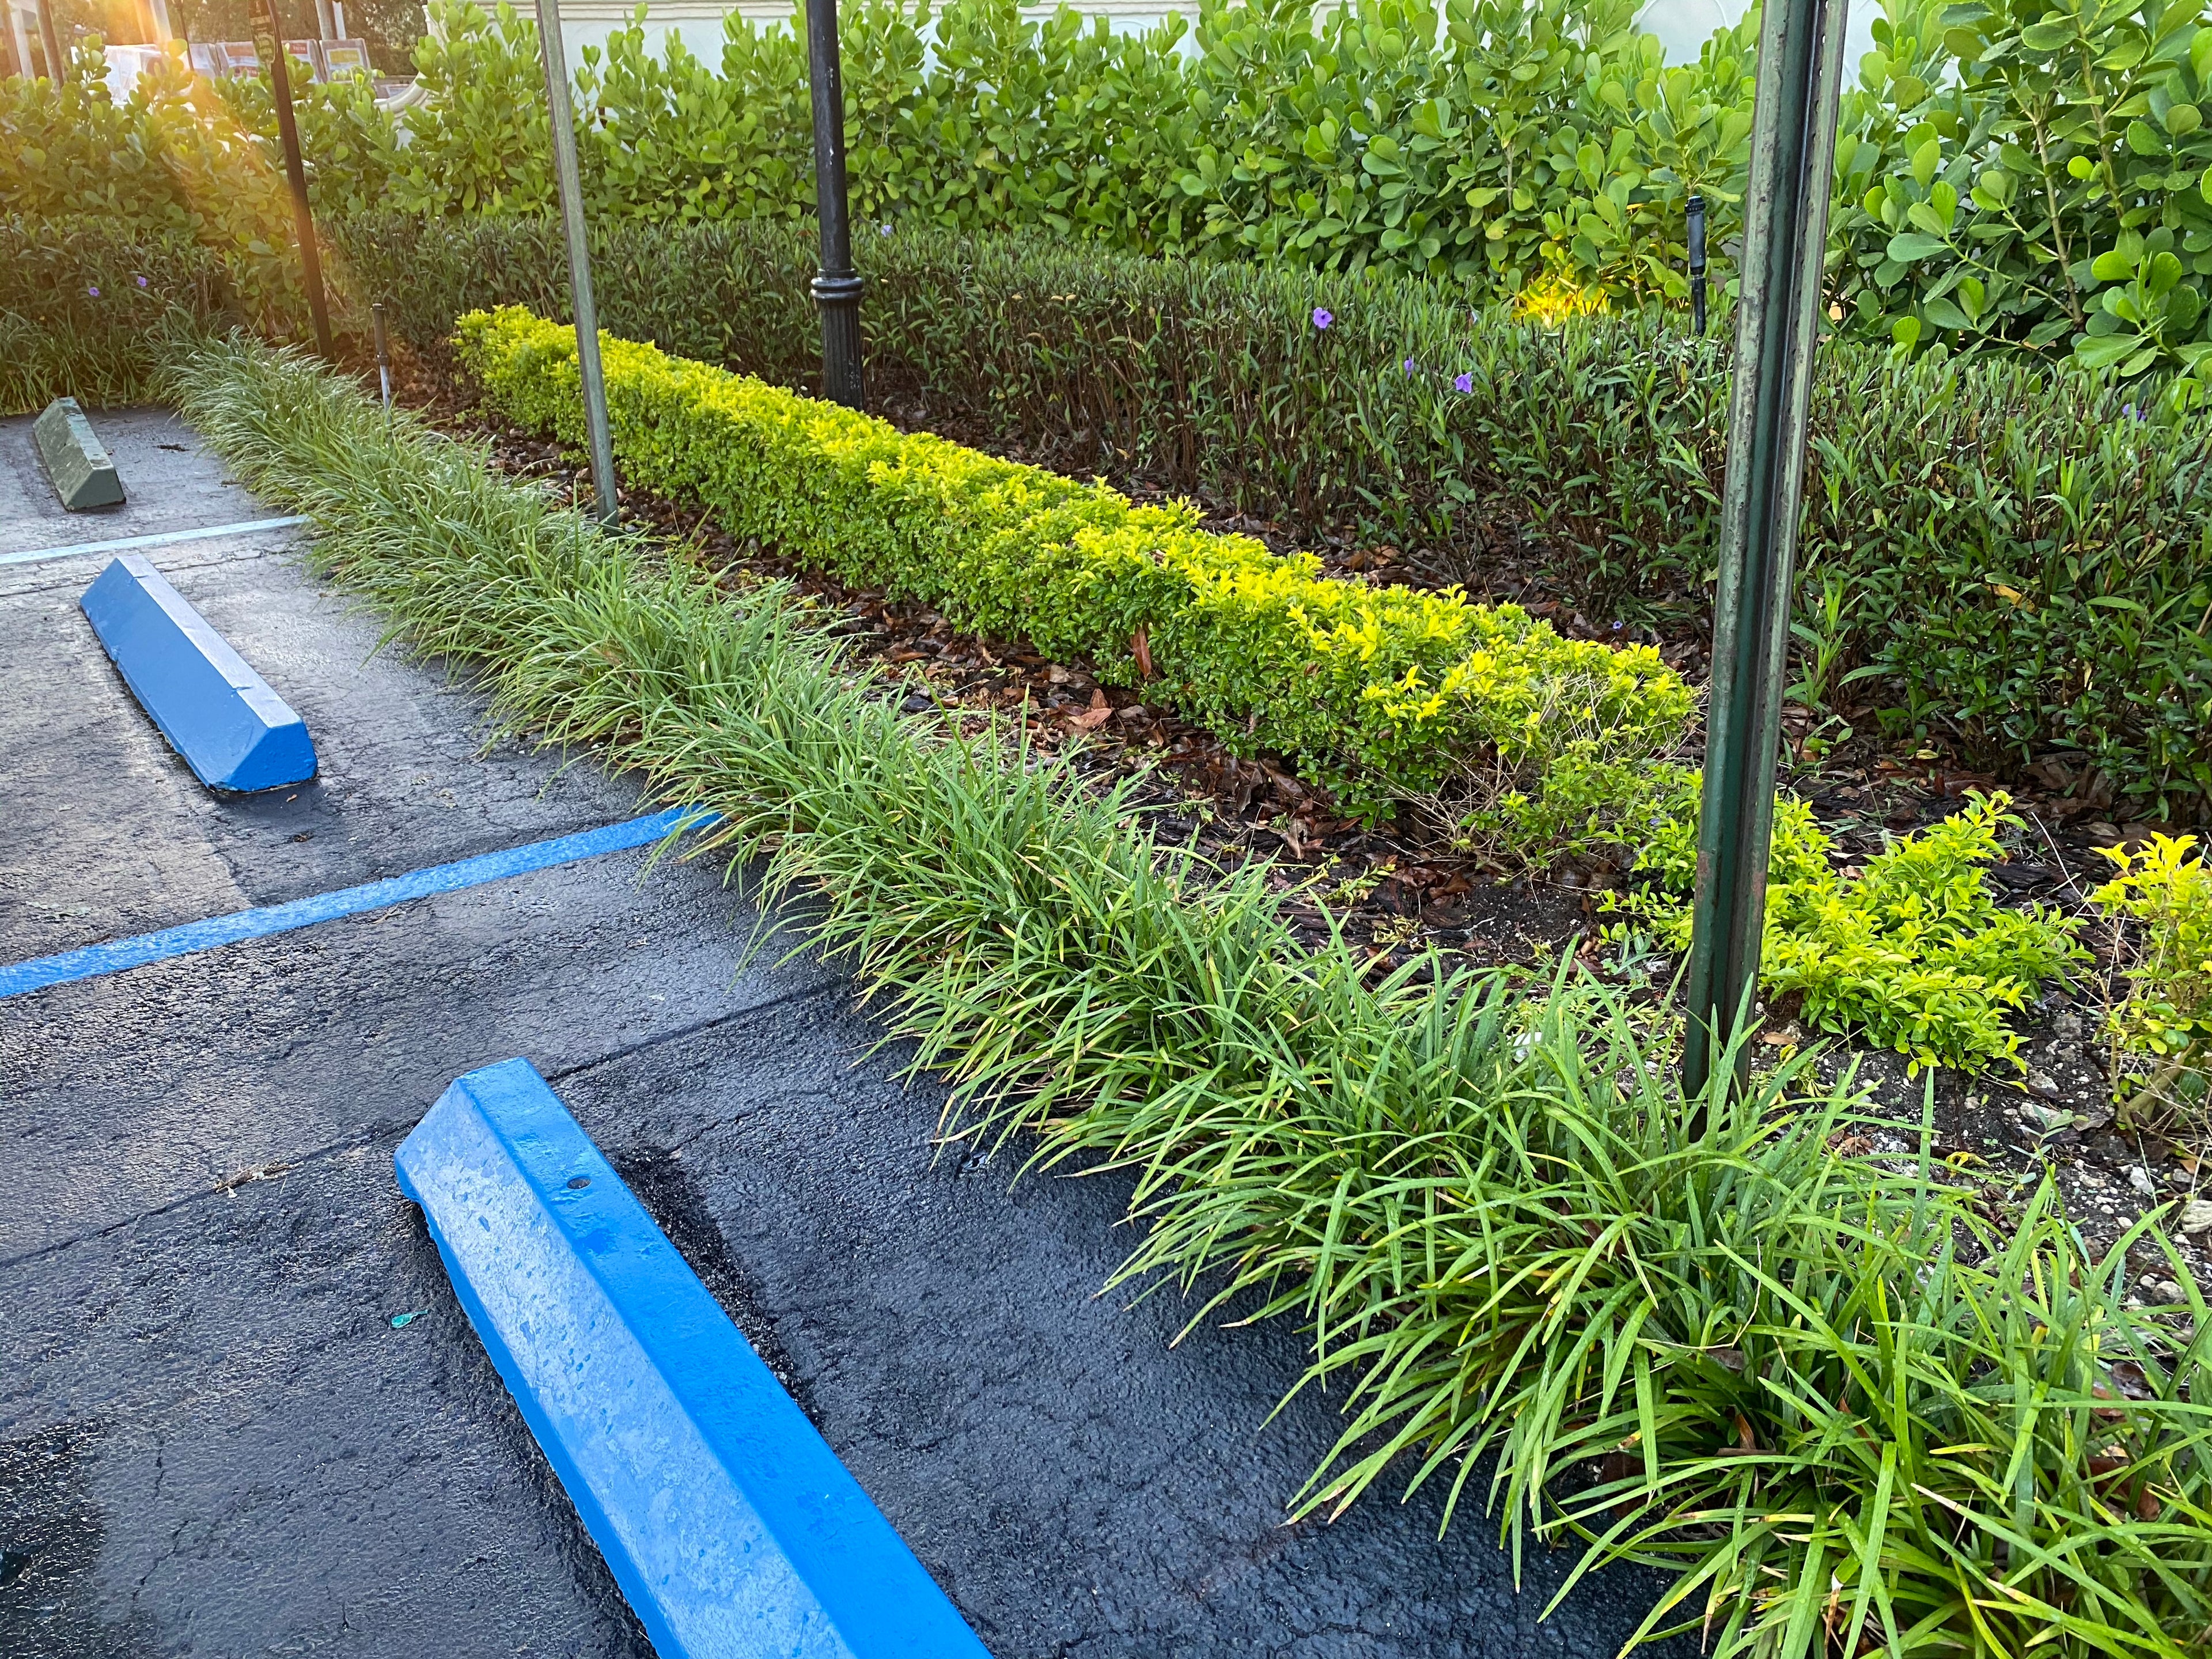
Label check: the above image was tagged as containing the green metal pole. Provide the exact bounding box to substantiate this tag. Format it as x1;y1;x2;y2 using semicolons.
1681;0;1849;1107
532;0;618;524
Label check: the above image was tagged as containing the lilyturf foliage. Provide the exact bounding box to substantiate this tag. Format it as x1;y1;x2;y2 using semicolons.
171;336;2212;1659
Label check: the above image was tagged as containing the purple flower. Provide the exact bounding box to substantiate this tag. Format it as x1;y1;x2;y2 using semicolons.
86;285;100;298
2123;402;2145;422
1403;357;1416;374
879;222;893;236
136;274;149;287
1312;308;1333;330
1453;372;1472;394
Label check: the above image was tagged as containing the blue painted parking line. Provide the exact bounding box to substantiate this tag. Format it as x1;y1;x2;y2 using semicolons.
82;555;320;792
0;514;306;568
397;1059;994;1659
0;807;710;1001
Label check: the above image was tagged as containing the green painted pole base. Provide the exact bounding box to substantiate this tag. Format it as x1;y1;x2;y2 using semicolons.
1680;0;1849;1109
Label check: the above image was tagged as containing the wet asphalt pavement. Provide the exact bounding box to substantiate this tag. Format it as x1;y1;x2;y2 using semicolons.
0;408;1685;1658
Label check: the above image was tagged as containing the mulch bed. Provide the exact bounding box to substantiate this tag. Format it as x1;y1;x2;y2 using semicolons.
373;340;2210;1297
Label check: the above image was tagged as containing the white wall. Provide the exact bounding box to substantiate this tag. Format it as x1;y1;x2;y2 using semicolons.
1637;0;1878;75
555;0;758;70
547;0;1879;78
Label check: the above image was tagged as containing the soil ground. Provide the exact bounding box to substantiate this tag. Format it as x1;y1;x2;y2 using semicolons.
0;406;1687;1656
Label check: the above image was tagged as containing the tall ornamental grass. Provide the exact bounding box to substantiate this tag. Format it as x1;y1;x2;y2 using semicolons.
172;335;2212;1658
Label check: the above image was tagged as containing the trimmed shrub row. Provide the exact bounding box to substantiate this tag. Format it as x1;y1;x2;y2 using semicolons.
457;302;1692;814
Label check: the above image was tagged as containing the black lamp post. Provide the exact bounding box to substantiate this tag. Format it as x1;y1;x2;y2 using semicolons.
805;0;865;409
256;0;334;361
1687;192;1709;337
1680;0;1848;1105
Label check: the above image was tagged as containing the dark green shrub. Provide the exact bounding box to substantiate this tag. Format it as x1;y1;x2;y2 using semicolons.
0;219;226;411
335;211;2212;820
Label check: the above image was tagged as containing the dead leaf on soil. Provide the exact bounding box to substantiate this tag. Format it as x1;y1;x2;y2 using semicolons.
1069;690;1112;733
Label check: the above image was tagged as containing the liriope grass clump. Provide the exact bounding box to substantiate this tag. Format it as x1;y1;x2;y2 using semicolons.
169;337;2212;1659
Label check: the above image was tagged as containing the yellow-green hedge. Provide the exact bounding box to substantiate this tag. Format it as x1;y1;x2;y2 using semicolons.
456;305;1691;814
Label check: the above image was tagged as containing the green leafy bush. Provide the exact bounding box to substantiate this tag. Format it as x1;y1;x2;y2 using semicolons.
388;0;553;216
30;0;2212;372
166;334;2212;1659
0;43;391;329
383;0;1753;305
2096;832;2212;1110
297;0;2212;374
1613;782;2085;1070
456;302;1691;812
1830;0;2212;373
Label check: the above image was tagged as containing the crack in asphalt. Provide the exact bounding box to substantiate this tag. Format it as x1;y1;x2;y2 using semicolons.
543;979;843;1086
0;543;280;600
0;1129;392;1275
2;984;842;1277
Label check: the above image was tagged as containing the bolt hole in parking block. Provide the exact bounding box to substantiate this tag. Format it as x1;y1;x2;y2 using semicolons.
396;1059;993;1659
79;554;317;793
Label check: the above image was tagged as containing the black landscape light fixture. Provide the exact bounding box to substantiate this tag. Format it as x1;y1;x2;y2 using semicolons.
805;0;865;409
255;0;334;361
531;0;619;522
1680;0;1848;1107
372;301;392;412
1687;191;1709;336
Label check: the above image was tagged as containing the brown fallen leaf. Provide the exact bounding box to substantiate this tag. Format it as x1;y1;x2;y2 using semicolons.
1069;690;1112;733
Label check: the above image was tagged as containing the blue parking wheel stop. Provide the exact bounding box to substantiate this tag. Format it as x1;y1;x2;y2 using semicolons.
396;1059;993;1659
79;554;317;792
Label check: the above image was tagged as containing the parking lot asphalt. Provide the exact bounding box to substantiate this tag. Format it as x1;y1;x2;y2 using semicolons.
0;407;1684;1658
